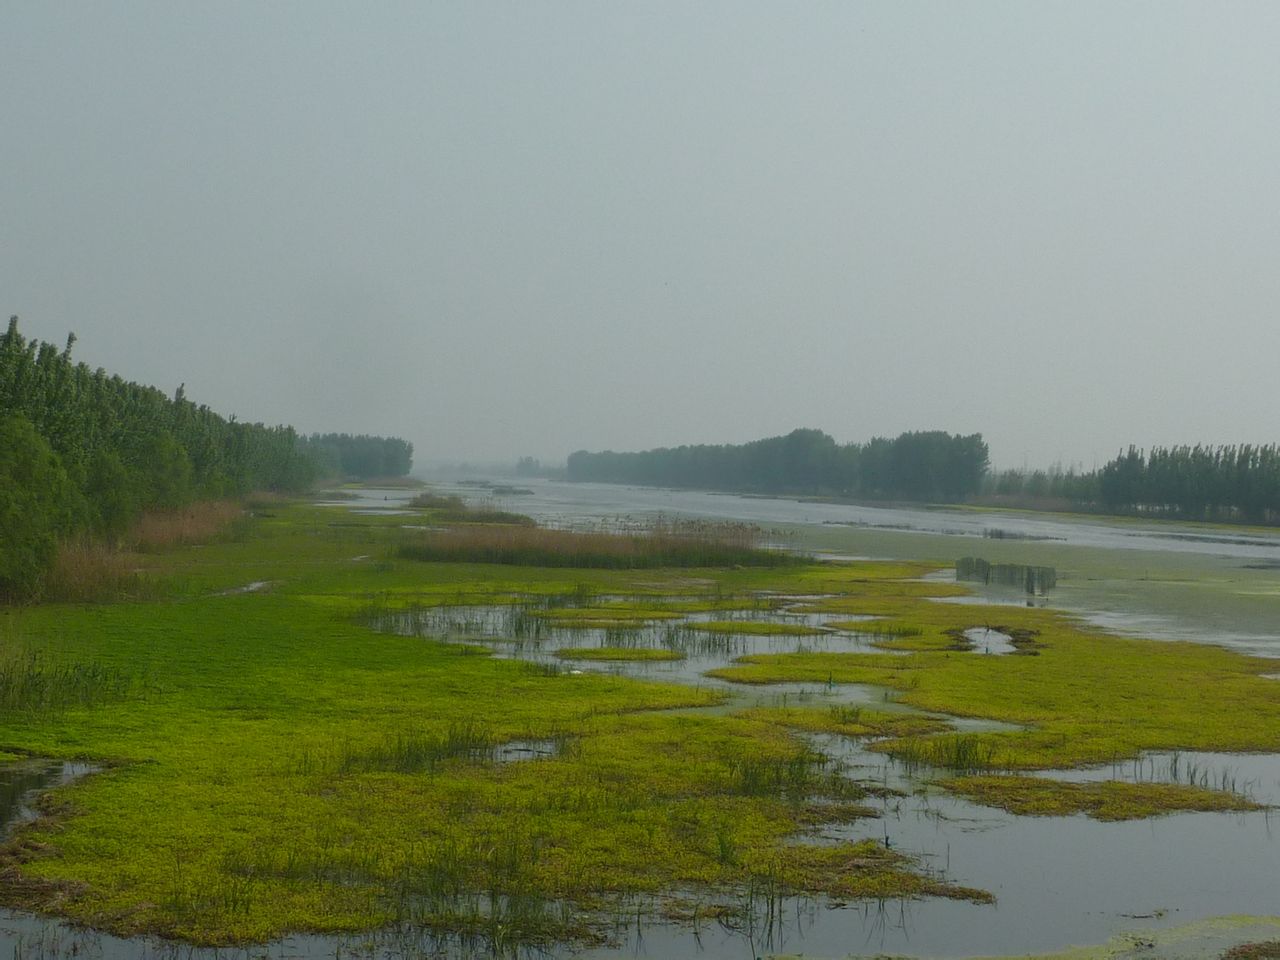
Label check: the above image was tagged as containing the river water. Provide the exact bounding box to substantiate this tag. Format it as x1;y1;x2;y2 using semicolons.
366;478;1280;660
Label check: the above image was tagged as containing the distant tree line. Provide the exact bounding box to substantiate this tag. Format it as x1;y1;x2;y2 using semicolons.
983;465;1099;505
298;433;413;479
567;428;990;502
988;445;1280;523
1097;444;1280;522
0;317;411;597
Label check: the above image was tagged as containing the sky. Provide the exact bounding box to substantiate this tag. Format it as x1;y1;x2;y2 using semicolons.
4;2;1280;471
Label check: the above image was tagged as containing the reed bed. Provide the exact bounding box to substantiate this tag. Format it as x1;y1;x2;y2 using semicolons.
398;519;797;569
37;500;248;600
42;540;142;602
128;500;246;552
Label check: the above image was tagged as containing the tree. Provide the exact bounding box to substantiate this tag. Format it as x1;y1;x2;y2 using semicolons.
0;415;81;598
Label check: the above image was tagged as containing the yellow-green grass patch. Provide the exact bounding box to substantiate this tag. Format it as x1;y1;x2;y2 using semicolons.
709;598;1280;769
0;504;988;945
942;774;1266;821
738;705;951;740
555;648;685;662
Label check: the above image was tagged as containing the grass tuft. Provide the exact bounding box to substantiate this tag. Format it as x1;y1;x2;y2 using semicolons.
0;651;137;713
337;719;497;773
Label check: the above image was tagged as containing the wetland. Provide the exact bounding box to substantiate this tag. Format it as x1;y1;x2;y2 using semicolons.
0;482;1277;959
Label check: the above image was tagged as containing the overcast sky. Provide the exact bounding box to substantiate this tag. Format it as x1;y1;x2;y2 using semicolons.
5;2;1279;470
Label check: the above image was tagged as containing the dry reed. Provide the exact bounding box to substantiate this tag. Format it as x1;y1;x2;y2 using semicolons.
42;540;142;602
127;500;245;552
398;518;795;569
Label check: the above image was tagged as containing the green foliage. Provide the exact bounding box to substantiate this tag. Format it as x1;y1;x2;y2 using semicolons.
990;442;1280;523
0;318;413;593
83;449;137;542
567;427;989;502
134;432;195;510
0;415;82;598
298;433;413;479
0;319;322;506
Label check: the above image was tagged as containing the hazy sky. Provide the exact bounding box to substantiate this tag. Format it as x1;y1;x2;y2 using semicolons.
5;2;1280;470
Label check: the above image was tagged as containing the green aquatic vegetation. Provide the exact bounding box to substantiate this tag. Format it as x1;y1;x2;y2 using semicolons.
737;705;951;740
555;647;685;662
335;719;498;774
407;491;536;526
827;619;924;637
0;503;982;946
708;586;1280;769
0;651;139;714
689;620;826;637
942;774;1265;821
888;734;1000;774
8;496;1279;948
533;605;686;630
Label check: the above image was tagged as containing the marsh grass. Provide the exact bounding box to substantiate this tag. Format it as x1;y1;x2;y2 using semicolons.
42;541;144;602
337;720;497;774
129;501;247;552
407;492;464;511
886;734;999;774
942;774;1265;820
398;519;798;569
690;620;825;637
0;651;136;713
385;831;584;951
555;647;685;662
408;492;535;526
1162;751;1252;795
37;501;250;602
736;705;951;742
725;748;861;804
835;620;924;639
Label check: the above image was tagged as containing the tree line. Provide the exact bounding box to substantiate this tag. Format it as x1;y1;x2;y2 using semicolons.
298;433;413;479
567;428;990;502
987;445;1280;523
0;317;411;597
570;431;1280;524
